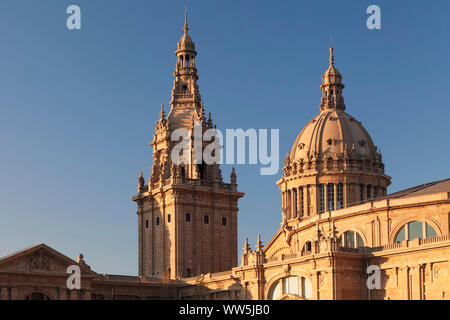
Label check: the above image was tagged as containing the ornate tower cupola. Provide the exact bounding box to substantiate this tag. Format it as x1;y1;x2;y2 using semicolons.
170;9;202;108
320;47;346;111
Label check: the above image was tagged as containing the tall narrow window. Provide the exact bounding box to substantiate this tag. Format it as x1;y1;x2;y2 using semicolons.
222;217;227;226
367;185;372;200
327;184;334;211
299;187;304;217
167;214;171;223
319;184;325;213
145;220;149;228
156;217;160;226
204;215;209;224
337;183;344;209
186;213;191;222
293;189;298;217
186;268;191;278
373;186;378;199
359;184;364;203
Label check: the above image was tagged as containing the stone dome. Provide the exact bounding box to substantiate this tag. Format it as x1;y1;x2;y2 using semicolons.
279;47;390;222
289;47;380;164
289;109;378;163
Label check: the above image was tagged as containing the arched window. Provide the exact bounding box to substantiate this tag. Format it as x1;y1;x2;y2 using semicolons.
268;276;313;300
339;231;364;248
301;241;312;255
394;221;437;243
269;280;282;300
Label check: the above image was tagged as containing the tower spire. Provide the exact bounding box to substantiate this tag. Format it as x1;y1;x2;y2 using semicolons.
329;46;334;67
184;7;189;34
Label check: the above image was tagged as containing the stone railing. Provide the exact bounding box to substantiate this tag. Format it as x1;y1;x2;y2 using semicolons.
149;177;236;192
337;246;360;254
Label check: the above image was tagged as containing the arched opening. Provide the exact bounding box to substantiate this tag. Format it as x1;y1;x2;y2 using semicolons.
25;292;51;300
268;276;312;300
301;241;312;255
394;221;437;243
339;230;364;248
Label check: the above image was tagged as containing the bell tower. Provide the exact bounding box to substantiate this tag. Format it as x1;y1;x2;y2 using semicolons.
132;11;244;280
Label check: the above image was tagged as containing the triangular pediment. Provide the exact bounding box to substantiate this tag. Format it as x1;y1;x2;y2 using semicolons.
263;228;292;260
0;243;97;277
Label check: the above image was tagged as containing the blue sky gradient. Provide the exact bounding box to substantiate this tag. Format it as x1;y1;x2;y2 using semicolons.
0;1;448;275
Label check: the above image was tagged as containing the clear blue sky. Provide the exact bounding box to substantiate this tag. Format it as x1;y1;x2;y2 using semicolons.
0;1;448;275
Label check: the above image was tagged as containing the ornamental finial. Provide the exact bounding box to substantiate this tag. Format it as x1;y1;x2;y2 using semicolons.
160;104;166;119
329;46;334;67
184;7;189;34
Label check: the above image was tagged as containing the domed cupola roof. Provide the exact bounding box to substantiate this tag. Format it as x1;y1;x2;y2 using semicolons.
289;109;379;163
321;48;343;87
288;47;384;169
176;10;196;55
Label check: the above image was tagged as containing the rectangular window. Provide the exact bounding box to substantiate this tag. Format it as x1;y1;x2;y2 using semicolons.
367;185;371;200
145;220;149;228
186;213;191;222
299;187;304;216
373;186;378;199
156;217;160;225
327;184;334;211
168;214;171;223
360;184;364;203
204;215;209;224
319;184;325;213
337;183;344;209
293;189;298;217
222;217;227;226
186;268;191;278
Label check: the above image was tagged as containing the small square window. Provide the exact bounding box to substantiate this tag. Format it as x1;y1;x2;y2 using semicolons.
156;217;160;225
186;213;191;222
222;217;227;226
204;215;209;224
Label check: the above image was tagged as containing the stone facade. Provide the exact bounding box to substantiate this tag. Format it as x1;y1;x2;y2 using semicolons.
0;15;449;300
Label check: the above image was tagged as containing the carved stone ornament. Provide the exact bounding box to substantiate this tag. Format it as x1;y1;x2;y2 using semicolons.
29;250;51;272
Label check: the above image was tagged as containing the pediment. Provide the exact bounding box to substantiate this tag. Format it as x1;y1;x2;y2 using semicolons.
263;229;292;260
0;243;97;277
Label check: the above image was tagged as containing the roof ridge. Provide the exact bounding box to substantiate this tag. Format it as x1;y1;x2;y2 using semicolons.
388;178;450;198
